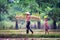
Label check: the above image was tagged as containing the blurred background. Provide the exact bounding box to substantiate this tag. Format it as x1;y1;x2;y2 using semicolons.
0;0;60;30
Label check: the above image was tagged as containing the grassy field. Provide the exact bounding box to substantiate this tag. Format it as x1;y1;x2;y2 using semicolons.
0;34;60;38
0;29;60;38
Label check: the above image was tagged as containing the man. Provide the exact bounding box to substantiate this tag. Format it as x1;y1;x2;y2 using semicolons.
25;12;33;34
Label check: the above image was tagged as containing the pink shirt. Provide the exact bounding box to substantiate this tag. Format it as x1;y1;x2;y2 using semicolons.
45;21;49;29
45;21;48;27
26;15;30;21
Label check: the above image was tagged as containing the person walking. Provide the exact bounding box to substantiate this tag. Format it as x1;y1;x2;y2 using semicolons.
25;12;33;34
44;18;49;34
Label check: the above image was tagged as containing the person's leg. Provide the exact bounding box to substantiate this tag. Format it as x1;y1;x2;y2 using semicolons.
28;21;33;34
26;29;29;34
26;21;30;34
45;29;49;34
47;29;49;34
45;29;47;35
45;30;46;35
30;29;33;34
26;22;29;34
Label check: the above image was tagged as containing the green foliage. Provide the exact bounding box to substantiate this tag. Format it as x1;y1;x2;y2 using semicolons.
58;22;60;26
0;20;15;29
0;34;60;38
0;0;7;4
49;8;60;21
0;0;60;29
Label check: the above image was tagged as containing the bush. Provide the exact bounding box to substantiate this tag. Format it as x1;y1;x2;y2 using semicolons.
58;22;60;29
0;34;60;38
0;20;15;30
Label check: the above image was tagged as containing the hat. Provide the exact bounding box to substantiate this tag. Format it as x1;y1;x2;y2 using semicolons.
26;12;30;14
44;15;48;18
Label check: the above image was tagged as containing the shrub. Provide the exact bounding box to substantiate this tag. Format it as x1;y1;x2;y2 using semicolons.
0;20;15;30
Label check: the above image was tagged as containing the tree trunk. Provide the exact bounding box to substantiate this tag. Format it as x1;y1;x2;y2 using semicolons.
15;20;18;29
53;20;57;29
37;21;40;29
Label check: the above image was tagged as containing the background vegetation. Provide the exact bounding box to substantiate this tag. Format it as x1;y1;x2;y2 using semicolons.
0;0;60;29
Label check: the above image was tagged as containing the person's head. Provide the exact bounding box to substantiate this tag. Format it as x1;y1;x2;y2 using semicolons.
25;12;30;16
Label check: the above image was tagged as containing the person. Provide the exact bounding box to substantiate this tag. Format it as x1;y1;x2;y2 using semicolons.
45;18;49;34
25;12;33;34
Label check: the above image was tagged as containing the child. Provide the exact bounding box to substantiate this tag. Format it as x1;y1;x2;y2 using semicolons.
45;18;49;34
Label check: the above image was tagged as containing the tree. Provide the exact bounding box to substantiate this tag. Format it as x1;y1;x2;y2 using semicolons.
15;19;18;29
0;0;8;13
0;0;8;21
48;8;60;29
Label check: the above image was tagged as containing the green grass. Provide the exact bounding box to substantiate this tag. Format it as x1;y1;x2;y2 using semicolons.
0;34;60;38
